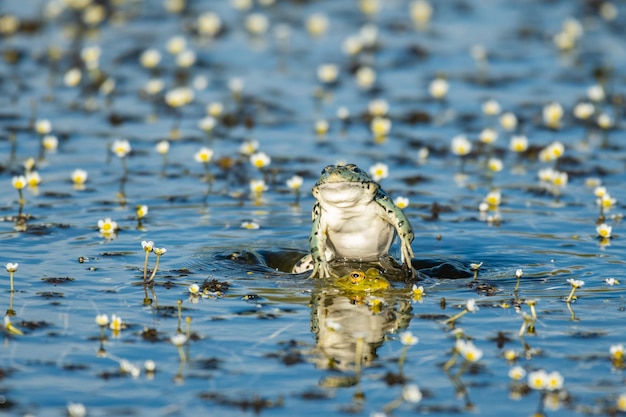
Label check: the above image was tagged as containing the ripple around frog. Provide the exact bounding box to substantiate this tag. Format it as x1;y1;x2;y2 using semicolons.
188;249;473;283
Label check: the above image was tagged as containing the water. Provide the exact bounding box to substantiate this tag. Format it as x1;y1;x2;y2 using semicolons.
1;0;625;416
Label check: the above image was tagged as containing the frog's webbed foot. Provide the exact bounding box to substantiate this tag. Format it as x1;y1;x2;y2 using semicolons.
310;261;335;279
402;261;415;280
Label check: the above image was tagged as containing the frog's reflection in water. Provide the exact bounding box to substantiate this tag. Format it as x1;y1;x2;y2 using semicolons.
309;276;412;373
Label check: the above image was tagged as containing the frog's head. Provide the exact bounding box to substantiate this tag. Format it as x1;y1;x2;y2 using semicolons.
313;164;379;206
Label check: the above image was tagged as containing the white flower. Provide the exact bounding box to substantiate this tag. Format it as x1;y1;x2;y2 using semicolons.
368;98;389;117
194;147;214;163
140;48;161;68
136;205;148;219
207;102;224;117
245;13;269;35
228;77;244;95
306;13;329;36
95;314;109;326
610;343;624;360
249;179;268;194
605;278;619;286
98;218;118;234
198;116;216;132
35;119;52;135
429;77;449;99
64;68;82;87
315;119;329;135
5;263;18;273
198;12;222;37
370;117;391;137
42;135;58;151
508;365;526;380
250;151;271;168
509;135;528;152
479;128;498;144
597;113;613;129
317;63;339;84
25;172;41;187
241;221;260;230
176;49;196;68
166;35;186;55
189;283;200;295
596;223;612;239
543;102;564;129
171;333;188;347
286;175;303;190
144;78;164;95
573;102;594;120
546;371;564;391
369;162;388;181
567;278;585;288
410;0;433;27
394;196;409;209
587;84;605;102
239;140;259;155
119;359;140;378
142;240;154;252
499;112;518;131
482;99;501;115
337;106;350;120
155;140;170;155
72;169;88;185
457;340;482;362
109;314;123;331
538;141;564;162
165;86;194;107
466;299;479;313
402;384;423;403
355;66;376;90
67;402;86;417
516;268;523;278
487;158;503;172
451;135;471;156
528;369;548;390
144;359;157;372
399;331;419;346
12;175;27;190
111;139;131;158
153;247;167;256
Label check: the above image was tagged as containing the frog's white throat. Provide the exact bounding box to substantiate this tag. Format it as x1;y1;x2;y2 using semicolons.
315;182;376;208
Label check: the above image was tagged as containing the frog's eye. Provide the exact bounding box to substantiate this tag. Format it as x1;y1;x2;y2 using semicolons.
322;165;334;174
349;271;364;284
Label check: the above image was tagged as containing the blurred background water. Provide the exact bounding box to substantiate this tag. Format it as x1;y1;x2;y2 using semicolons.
0;0;625;416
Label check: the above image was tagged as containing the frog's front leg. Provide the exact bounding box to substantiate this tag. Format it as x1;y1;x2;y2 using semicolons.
309;202;333;278
375;191;415;273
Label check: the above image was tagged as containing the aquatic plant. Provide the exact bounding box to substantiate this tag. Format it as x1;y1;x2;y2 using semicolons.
514;268;523;292
12;175;27;209
565;279;584;303
5;262;18;293
445;299;479;326
397;331;419;372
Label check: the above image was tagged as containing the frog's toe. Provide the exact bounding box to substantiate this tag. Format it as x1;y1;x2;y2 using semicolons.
292;254;314;274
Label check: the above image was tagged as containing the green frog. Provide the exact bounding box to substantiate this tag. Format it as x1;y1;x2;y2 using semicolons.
293;164;414;279
333;268;391;293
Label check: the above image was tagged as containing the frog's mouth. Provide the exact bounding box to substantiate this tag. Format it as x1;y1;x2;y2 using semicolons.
316;182;375;207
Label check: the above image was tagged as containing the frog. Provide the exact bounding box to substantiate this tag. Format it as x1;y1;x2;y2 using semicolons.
293;163;415;279
333;268;391;293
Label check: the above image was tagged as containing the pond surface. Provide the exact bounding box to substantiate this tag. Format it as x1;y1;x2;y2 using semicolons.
1;0;626;416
